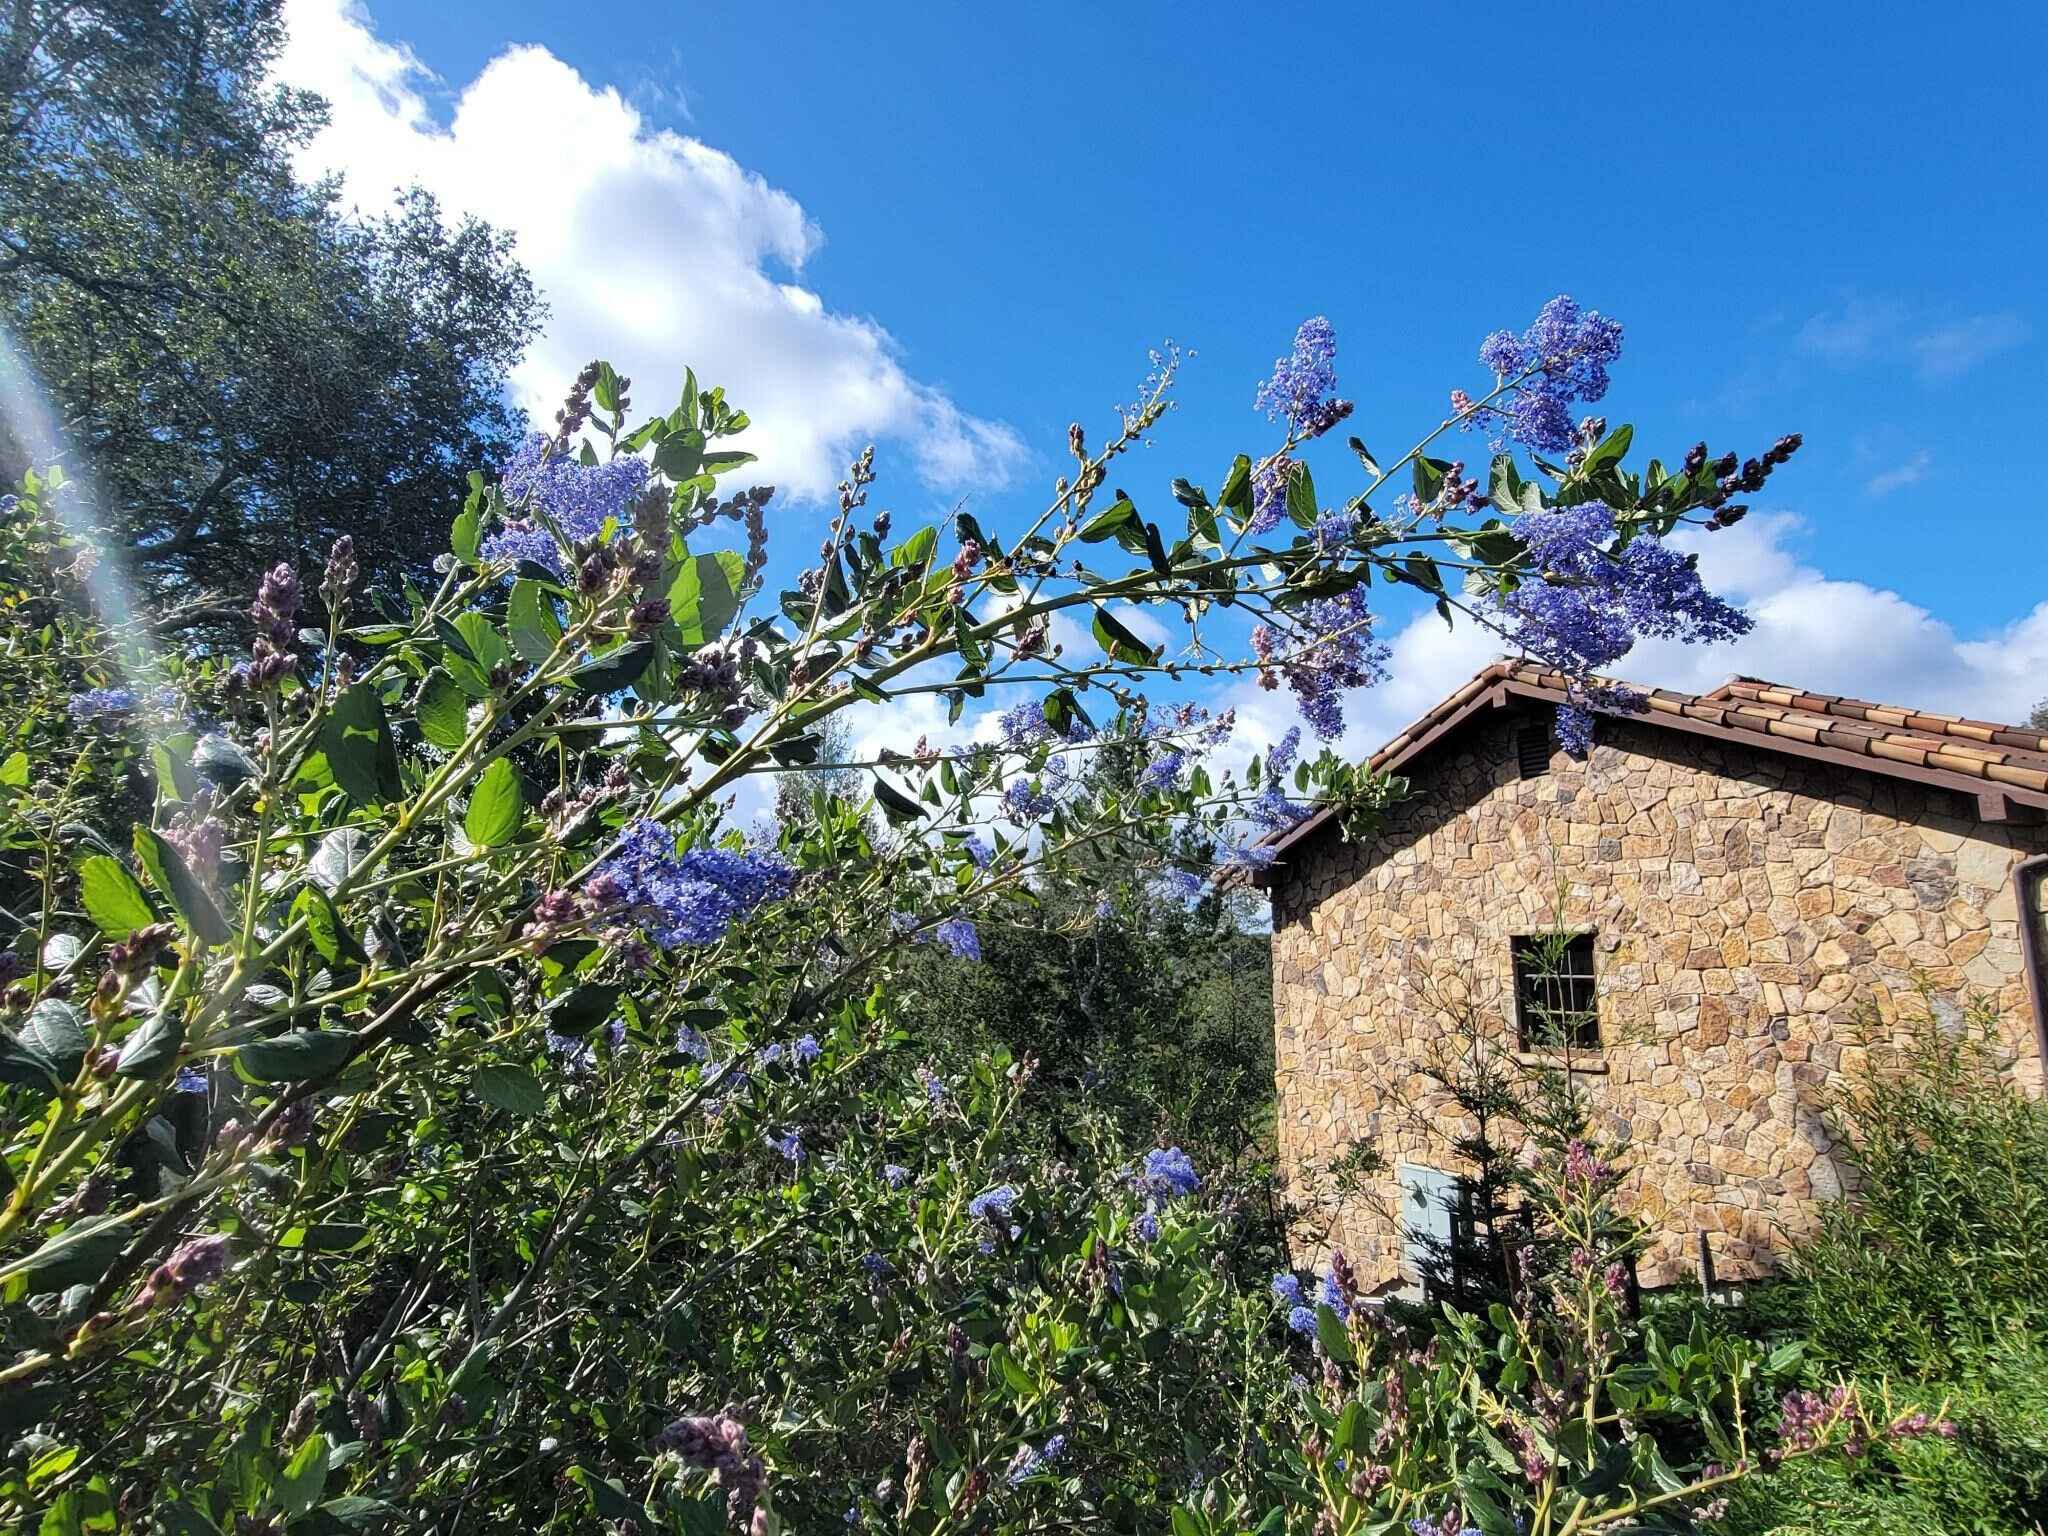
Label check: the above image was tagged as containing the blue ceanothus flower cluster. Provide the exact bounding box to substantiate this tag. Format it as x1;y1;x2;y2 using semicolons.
968;1183;1021;1253
1237;297;1751;755
481;431;651;574
1488;499;1751;752
1477;295;1624;456
1254;315;1352;441
1253;585;1388;740
588;818;796;950
1129;1146;1201;1242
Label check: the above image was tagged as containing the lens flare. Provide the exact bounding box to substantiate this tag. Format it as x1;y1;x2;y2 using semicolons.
1;321;171;697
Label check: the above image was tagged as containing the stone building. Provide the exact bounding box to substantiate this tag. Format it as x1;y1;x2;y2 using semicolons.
1255;663;2048;1291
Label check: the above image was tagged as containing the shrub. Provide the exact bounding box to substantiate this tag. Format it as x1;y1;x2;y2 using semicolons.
1783;995;2048;1377
1724;993;2048;1535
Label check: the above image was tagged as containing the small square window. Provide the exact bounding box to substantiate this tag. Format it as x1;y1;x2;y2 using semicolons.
1512;932;1599;1051
1516;725;1553;779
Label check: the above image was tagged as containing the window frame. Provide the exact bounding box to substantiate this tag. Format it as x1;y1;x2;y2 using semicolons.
1510;930;1601;1054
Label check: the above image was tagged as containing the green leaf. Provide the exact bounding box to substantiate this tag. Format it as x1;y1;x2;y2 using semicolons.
12;1215;132;1294
316;1497;397;1530
1285;460;1319;528
995;1348;1036;1398
1091;606;1158;666
464;758;523;848
567;1468;653;1526
322;684;402;805
1413;455;1451;505
414;669;468;751
10;1000;85;1087
0;750;27;788
451;506;481;564
1580;422;1633;476
113;1004;185;1079
700;450;757;475
76;855;154;938
434;615;479;665
1401;552;1445;595
668;552;743;646
890;525;938;569
1078;494;1138;543
508;580;563;666
1216;454;1253;517
452;612;511;675
568;641;654;695
133;825;232;945
544;983;622;1039
236;1030;355;1083
306;827;367;896
448;1337;501;1398
1334;1399;1369;1460
291;884;365;967
871;776;927;826
473;1064;546;1117
0;1031;60;1090
1347;436;1382;477
654;426;706;481
192;734;257;793
1314;1303;1354;1364
283;1223;369;1252
276;1432;329;1521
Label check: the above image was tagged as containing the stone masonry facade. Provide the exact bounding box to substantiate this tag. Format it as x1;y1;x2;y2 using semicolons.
1269;708;2048;1290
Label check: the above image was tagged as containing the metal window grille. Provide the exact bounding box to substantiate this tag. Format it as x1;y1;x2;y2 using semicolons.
1511;931;1599;1050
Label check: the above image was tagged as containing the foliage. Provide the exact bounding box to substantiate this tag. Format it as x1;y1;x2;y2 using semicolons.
896;867;1280;1250
1783;996;2048;1378
1238;1128;1922;1536
0;294;1856;1532
1719;994;2048;1535
0;0;541;636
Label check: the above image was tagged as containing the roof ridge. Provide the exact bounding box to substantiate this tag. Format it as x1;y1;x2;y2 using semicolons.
1249;661;2048;878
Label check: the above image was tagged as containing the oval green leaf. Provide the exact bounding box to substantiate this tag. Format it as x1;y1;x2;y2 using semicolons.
236;1030;356;1082
464;758;523;847
77;855;155;938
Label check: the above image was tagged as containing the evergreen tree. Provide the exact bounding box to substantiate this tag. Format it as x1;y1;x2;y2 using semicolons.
0;0;540;635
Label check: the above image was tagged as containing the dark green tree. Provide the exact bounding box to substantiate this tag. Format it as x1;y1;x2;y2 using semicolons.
0;0;541;634
894;722;1281;1255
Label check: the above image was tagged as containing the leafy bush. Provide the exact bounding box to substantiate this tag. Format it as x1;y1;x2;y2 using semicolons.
1781;998;2048;1377
1723;996;2048;1535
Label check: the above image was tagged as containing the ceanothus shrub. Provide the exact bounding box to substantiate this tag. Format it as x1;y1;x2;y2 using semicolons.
0;304;1885;1532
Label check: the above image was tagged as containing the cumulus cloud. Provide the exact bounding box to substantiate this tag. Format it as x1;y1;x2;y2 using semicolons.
1211;511;2048;763
274;0;1026;501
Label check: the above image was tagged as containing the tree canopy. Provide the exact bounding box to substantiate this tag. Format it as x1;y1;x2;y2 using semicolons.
0;0;540;636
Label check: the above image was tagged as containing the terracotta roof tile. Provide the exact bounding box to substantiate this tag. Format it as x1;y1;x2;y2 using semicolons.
1251;662;2048;876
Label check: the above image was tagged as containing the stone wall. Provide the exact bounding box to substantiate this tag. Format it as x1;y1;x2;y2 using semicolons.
1269;708;2048;1290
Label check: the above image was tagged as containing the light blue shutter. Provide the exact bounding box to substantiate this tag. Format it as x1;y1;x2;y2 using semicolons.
1398;1162;1458;1291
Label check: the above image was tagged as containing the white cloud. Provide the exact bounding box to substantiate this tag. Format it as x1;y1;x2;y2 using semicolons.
1795;298;2029;382
1796;299;1902;363
1209;511;2048;763
1911;311;2030;381
274;0;1026;501
1864;448;1932;497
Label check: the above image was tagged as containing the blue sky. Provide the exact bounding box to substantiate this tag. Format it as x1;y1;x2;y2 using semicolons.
279;0;2048;761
